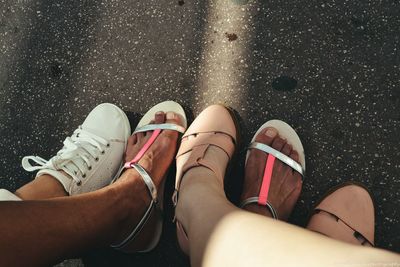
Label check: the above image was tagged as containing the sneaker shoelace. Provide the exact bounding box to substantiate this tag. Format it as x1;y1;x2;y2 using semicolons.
22;127;109;185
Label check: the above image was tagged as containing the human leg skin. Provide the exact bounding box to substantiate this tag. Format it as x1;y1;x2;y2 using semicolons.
15;174;68;199
0;172;138;267
175;132;400;267
176;167;400;267
202;211;400;267
0;111;183;266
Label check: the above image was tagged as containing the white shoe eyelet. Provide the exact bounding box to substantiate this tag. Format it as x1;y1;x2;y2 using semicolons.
106;143;110;147
77;181;82;186
82;174;86;178
95;157;99;161
88;166;92;170
101;150;105;154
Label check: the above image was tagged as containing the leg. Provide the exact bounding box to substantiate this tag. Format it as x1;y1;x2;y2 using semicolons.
1;111;183;266
176;168;400;267
202;210;400;267
175;135;400;267
0;171;139;266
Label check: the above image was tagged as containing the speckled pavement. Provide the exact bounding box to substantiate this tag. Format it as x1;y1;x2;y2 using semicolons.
1;0;399;266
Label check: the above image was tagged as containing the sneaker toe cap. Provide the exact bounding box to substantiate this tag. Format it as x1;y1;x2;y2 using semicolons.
82;103;131;141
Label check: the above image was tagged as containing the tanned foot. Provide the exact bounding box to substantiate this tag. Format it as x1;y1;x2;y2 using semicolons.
240;127;302;221
111;111;184;250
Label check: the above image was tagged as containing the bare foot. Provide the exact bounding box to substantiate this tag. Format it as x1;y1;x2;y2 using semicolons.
240;127;302;221
112;111;184;250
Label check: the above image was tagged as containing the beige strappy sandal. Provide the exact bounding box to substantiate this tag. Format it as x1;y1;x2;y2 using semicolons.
172;104;239;255
307;183;375;246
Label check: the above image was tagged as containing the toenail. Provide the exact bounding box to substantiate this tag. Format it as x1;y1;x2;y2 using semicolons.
265;128;277;138
166;112;175;120
156;111;164;115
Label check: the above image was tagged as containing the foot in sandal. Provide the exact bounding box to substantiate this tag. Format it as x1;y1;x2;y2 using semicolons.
306;183;375;246
240;121;305;221
111;101;187;253
173;105;239;255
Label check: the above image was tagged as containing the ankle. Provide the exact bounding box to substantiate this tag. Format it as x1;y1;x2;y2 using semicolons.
108;169;150;244
180;166;224;193
15;175;68;200
110;169;143;215
175;166;227;227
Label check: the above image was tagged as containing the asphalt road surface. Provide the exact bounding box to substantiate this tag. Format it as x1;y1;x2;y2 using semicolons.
1;0;399;266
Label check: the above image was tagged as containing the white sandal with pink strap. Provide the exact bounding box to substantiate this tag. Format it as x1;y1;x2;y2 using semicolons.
111;101;187;253
240;120;305;219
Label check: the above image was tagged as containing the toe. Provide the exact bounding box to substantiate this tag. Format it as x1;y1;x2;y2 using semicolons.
162;112;184;139
282;143;292;156
289;150;302;177
289;150;300;163
165;111;183;126
155;111;166;124
136;132;145;142
271;135;286;151
128;135;137;146
255;127;278;146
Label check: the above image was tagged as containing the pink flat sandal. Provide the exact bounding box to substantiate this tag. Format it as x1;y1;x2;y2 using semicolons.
239;120;306;219
307;183;375;246
172;105;239;255
111;101;187;253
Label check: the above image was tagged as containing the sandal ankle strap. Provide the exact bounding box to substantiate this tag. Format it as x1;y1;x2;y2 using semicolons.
172;143;225;207
111;162;158;250
240;197;279;219
129;163;158;202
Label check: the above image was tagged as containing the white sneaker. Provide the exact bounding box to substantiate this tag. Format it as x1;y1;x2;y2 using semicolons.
22;103;131;195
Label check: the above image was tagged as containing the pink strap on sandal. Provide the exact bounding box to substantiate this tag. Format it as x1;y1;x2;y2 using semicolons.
125;129;162;167
258;154;276;205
